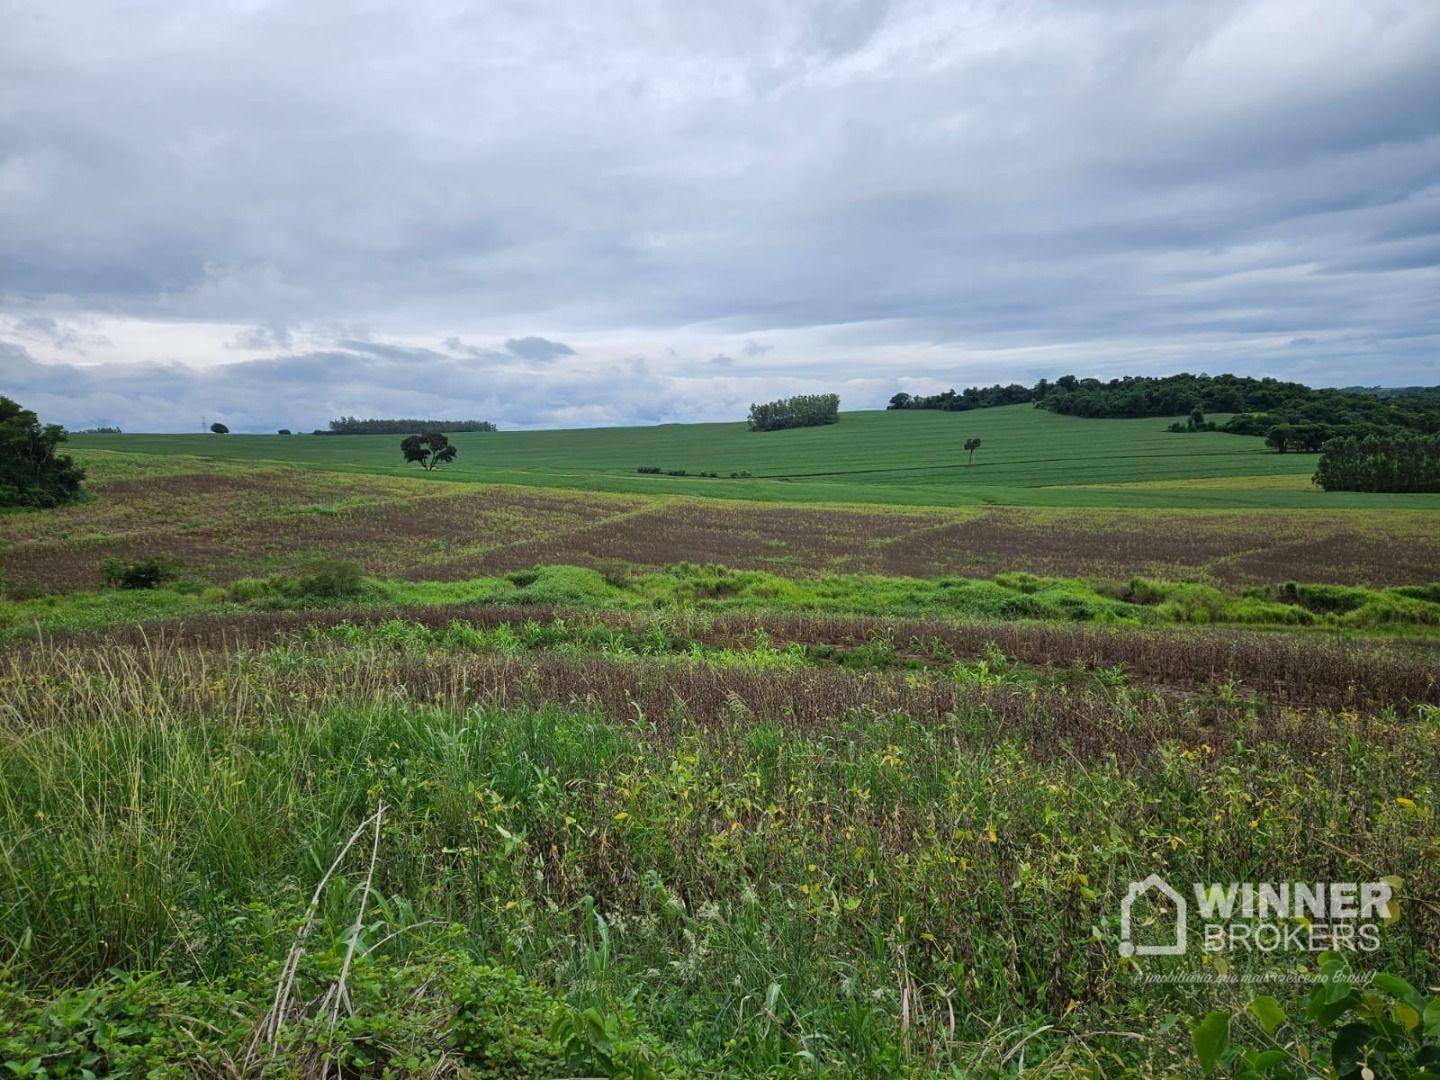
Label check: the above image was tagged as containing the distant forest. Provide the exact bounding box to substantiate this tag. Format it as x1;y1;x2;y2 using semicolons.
321;417;497;435
887;374;1440;443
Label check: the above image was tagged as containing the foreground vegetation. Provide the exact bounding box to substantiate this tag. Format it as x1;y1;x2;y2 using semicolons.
1;602;1436;1074
8;560;1440;648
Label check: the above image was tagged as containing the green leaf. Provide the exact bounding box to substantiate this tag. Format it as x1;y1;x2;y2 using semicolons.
1309;989;1362;1028
1250;995;1287;1036
1248;1048;1289;1069
1425;997;1440;1037
1394;1002;1421;1032
1193;1011;1231;1074
1330;1021;1373;1071
1373;972;1421;1006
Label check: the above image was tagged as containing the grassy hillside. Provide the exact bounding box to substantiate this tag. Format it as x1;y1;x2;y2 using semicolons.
71;405;1440;509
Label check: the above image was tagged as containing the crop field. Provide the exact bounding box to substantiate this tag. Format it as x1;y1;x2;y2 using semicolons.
3;419;1440;1076
4;451;1438;597
70;405;1440;510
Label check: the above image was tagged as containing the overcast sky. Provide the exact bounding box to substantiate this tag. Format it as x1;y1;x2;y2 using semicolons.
2;0;1438;432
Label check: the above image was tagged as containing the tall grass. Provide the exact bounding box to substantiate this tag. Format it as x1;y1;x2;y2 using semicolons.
1;636;1435;1074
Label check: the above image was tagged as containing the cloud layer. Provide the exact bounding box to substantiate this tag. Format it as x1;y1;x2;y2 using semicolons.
2;0;1438;430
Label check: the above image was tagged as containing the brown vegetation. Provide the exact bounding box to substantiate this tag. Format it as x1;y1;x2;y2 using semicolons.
3;458;1436;591
3;637;1408;771
34;603;1440;710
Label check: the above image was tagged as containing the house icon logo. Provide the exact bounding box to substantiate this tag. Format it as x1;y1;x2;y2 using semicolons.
1119;874;1187;956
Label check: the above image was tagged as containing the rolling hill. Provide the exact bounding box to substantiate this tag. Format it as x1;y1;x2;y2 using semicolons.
70;404;1440;510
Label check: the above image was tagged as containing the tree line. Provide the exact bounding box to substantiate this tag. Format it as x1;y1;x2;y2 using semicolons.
887;373;1440;444
322;417;497;435
1314;433;1440;493
747;394;839;432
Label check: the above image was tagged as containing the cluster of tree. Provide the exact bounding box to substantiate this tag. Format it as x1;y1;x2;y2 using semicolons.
887;383;1036;411
747;394;839;432
1313;433;1440;493
400;432;457;470
325;417;497;435
885;373;1440;448
0;396;86;508
1038;375;1440;443
1166;406;1218;433
1262;423;1330;454
210;423;229;434
74;426;122;434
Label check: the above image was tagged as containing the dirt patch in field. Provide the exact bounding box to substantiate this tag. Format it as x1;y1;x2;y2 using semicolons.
871;508;1440;586
3;461;1435;591
0;481;645;592
417;501;942;579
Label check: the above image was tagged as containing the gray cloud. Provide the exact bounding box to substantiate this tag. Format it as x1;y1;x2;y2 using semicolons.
228;325;292;351
0;339;800;432
504;336;576;362
1;0;1438;429
9;315;111;353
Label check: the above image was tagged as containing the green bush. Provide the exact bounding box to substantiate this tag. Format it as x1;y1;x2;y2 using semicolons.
1225;598;1317;625
204;560;367;606
1287;583;1373;614
1157;583;1229;624
1341;595;1440;628
99;556;180;590
290;558;365;599
1392;582;1440;604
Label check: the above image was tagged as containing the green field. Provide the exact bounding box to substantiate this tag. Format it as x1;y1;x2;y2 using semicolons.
72;405;1440;510
5;407;1440;1076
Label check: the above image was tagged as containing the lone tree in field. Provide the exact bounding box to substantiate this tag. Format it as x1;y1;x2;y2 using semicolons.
0;396;86;508
401;431;457;471
210;422;229;434
964;437;982;464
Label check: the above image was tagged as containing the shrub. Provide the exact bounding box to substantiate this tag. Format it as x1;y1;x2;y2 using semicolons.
289;558;365;599
1286;582;1372;614
1226;598;1316;625
202;560;366;606
1341;595;1440;628
99;556;180;590
1392;582;1440;604
1157;583;1228;624
1124;576;1173;605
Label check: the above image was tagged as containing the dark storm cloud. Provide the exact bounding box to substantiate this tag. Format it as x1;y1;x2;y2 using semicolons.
2;0;1438;429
